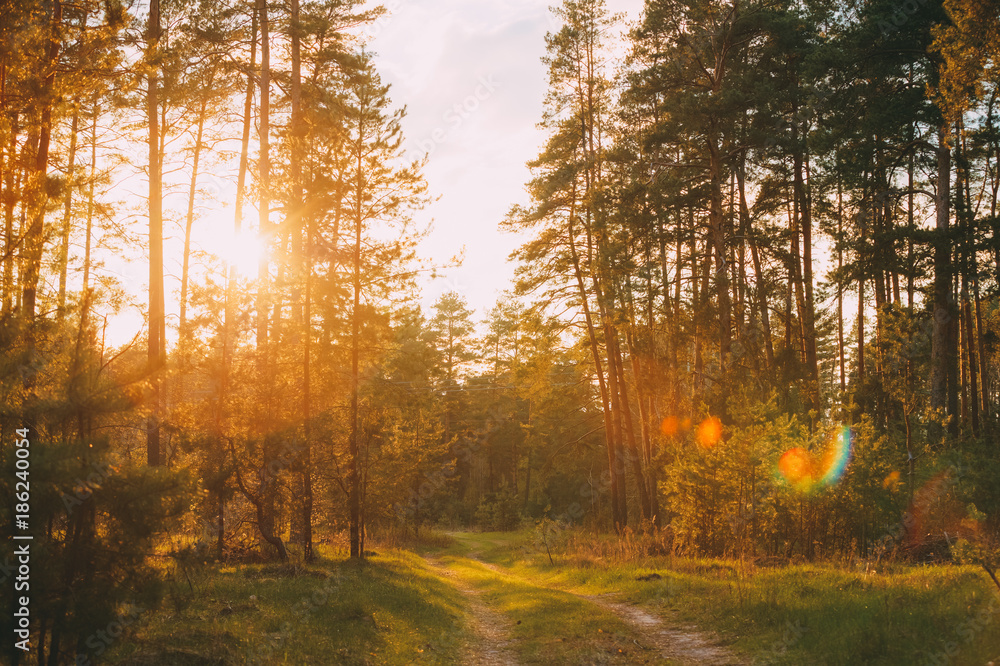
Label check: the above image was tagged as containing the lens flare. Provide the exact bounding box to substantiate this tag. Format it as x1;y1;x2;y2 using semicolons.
660;415;698;440
660;416;680;438
820;426;852;486
777;426;852;492
696;417;723;448
778;447;815;490
903;468;955;548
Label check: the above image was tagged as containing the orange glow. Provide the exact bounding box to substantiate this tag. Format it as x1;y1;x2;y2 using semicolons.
696;417;722;448
660;416;680;437
778;447;815;488
776;427;853;493
882;470;901;490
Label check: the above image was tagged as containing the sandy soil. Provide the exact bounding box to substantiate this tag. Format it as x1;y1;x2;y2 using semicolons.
423;557;520;666
584;593;744;665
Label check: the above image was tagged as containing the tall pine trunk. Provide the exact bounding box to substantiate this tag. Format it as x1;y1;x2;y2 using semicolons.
218;6;257;559
931;126;956;436
792;123;818;406
707;132;731;374
254;0;286;561
568;207;623;530
179;88;211;348
56;103;78;316
349;94;366;558
289;0;313;560
146;0;165;467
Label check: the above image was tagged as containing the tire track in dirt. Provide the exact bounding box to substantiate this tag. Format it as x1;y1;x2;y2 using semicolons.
466;551;742;665
423;556;520;666
582;593;743;665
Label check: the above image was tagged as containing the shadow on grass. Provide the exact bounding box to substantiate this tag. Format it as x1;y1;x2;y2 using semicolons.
108;549;470;665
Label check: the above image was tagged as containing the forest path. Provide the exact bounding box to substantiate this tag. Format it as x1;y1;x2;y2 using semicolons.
419;531;745;665
422;554;521;665
580;593;741;665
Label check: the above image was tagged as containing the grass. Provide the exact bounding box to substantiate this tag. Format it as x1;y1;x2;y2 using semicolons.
426;552;662;664
446;529;1000;665
107;548;471;665
104;529;1000;665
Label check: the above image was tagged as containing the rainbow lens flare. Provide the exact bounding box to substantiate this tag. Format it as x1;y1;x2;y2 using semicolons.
820;426;852;486
777;426;852;492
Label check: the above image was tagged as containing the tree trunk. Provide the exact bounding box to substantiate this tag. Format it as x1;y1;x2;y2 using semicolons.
608;322;651;523
789;192;807;368
56;103;78;316
288;0;313;561
146;0;164;467
349;98;365;558
253;0;285;560
256;0;271;352
931;126;956;436
568;207;623;531
301;212;314;561
218;6;257;560
226;7;256;379
975;274;988;424
858;276;865;383
707;132;731;373
78;96;97;348
737;163;774;369
232;451;287;561
837;178;845;392
0;60;10;316
179;91;210;347
956;121;979;434
625;324;659;526
21;0;61;328
792;126;818;403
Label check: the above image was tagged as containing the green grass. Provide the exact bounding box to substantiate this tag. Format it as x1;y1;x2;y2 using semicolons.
108;548;471;665
443;530;1000;665
427;552;662;664
104;531;1000;665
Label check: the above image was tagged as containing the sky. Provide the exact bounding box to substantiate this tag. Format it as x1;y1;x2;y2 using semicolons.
98;0;645;346
365;0;645;319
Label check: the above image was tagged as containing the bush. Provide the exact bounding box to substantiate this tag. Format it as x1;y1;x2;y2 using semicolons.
474;484;521;531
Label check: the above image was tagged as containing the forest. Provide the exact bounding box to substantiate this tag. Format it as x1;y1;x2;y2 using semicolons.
2;0;1000;663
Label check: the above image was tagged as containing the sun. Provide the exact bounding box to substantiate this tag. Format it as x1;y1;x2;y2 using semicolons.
197;210;265;279
222;229;266;278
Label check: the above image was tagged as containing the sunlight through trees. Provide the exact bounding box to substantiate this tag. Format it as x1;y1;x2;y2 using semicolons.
2;0;1000;662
